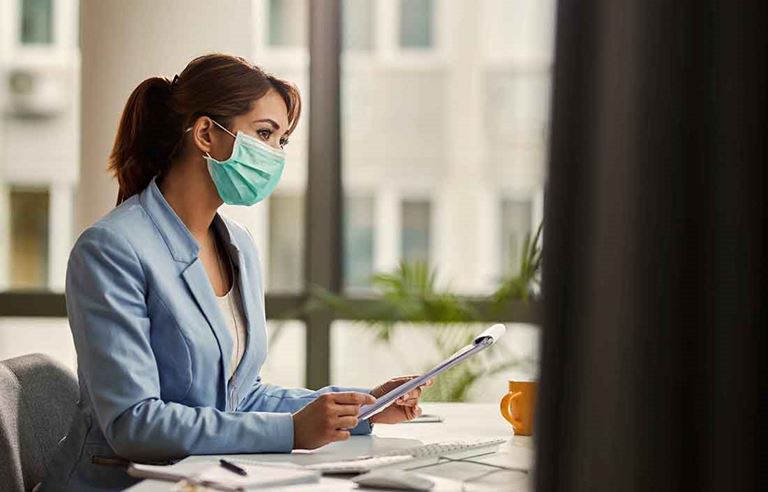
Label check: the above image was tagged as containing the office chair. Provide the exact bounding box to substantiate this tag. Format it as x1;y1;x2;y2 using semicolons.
0;354;78;492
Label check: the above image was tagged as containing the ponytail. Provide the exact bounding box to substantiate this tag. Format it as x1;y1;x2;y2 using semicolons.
108;54;303;206
108;77;183;205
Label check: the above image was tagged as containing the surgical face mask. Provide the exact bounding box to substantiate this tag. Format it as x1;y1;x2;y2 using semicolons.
203;119;286;206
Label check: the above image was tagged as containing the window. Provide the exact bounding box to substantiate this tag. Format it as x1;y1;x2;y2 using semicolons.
20;0;54;45
501;199;533;276
259;320;306;387
2;0;556;396
268;194;304;292
267;0;307;48
401;199;431;265
9;188;49;289
267;0;372;52
342;0;373;52
399;0;433;48
258;0;310;294
344;195;375;291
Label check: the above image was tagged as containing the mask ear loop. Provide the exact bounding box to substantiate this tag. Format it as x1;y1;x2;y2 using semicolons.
185;119;235;160
209;118;237;139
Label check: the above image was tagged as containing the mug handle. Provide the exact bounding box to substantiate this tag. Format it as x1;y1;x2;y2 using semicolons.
500;391;524;431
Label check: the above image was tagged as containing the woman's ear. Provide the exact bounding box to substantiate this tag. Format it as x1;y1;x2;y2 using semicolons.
190;116;214;156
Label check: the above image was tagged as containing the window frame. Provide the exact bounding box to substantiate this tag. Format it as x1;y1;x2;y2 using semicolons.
399;194;434;267
342;191;377;293
497;188;544;277
8;0;77;59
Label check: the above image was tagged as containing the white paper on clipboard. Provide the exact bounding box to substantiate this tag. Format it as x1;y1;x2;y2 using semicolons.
358;324;506;421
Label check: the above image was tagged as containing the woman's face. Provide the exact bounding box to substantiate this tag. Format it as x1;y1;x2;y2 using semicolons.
201;88;291;162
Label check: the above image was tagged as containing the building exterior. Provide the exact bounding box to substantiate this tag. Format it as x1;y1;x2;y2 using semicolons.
258;0;553;296
0;0;79;291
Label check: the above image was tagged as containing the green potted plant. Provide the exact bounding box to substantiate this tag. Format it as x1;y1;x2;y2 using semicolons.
310;223;543;402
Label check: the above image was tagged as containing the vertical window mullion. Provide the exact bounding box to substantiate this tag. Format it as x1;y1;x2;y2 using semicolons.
304;0;342;389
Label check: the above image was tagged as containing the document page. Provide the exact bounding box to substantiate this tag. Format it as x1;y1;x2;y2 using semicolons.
358;324;506;420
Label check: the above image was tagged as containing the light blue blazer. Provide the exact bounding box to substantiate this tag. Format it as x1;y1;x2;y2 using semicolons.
43;178;371;491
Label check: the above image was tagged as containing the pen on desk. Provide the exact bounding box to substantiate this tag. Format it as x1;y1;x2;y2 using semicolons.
219;459;247;476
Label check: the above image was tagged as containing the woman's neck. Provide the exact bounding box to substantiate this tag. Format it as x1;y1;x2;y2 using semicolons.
158;159;222;244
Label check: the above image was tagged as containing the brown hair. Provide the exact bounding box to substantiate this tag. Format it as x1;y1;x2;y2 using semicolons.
108;53;301;205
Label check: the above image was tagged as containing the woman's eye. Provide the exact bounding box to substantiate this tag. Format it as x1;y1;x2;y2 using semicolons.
257;129;272;140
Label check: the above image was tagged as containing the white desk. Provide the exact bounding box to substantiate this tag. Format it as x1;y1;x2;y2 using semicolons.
128;403;533;491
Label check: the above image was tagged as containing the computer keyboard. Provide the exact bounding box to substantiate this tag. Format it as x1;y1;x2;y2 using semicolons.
306;437;507;475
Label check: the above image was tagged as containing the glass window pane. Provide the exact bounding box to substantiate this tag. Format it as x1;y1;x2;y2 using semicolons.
401;200;430;265
344;195;375;291
268;0;307;47
399;0;433;48
343;0;373;52
268;194;305;292
0;318;75;370
338;0;556;396
10;188;49;289
259;2;309;294
501;199;532;276
260;320;306;387
20;0;54;45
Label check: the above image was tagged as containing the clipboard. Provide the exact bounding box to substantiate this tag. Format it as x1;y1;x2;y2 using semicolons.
358;323;506;420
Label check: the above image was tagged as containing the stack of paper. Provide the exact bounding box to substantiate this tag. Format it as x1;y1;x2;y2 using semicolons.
128;461;320;491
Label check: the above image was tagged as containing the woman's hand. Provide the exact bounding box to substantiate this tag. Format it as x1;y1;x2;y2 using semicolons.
369;376;433;424
292;392;376;450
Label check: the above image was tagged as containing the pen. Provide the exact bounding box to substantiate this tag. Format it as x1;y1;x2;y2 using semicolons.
219;459;247;476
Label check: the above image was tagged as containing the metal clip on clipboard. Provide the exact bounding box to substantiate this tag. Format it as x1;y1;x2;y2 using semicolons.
358;324;507;421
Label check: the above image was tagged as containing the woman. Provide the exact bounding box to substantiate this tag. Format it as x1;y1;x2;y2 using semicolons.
43;54;428;491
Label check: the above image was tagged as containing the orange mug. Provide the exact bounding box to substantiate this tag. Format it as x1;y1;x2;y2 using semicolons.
500;380;537;435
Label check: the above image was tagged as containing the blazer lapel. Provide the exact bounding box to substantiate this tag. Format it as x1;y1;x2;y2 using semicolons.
139;179;236;404
181;258;233;385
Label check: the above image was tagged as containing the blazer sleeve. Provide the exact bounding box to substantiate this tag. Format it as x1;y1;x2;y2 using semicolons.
66;226;294;461
237;380;374;435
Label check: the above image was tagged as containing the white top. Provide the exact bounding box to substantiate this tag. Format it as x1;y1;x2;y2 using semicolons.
215;277;247;378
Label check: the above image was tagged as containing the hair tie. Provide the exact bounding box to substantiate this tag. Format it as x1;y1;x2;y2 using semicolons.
170;74;180;90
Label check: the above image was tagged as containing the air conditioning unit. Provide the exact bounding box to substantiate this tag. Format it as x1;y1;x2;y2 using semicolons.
4;64;72;118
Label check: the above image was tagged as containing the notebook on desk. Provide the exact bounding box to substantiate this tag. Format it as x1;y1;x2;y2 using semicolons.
128;460;319;491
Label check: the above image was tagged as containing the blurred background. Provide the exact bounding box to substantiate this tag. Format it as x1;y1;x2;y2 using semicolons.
0;0;556;402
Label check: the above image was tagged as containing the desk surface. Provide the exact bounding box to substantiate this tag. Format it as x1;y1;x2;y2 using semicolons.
128;403;533;491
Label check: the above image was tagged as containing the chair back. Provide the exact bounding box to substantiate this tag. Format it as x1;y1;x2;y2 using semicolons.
0;354;78;492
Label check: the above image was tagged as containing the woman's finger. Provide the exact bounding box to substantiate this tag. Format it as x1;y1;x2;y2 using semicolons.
396;387;423;404
332;403;363;417
397;390;422;404
336;416;359;430
330;430;351;442
398;397;420;407
404;405;423;420
333;392;376;405
395;375;420;382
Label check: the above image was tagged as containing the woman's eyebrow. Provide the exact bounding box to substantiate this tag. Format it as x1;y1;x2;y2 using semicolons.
254;118;280;130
